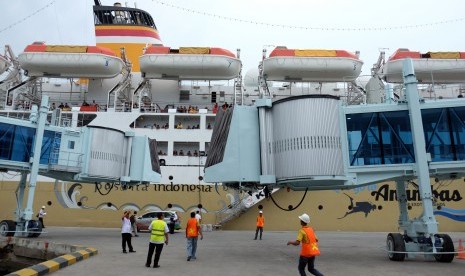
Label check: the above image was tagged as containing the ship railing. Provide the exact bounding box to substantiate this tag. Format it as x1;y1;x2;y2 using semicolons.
215;198;248;227
214;188;279;227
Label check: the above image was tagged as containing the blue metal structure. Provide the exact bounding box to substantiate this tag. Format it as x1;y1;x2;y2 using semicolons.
0;96;161;237
205;59;464;262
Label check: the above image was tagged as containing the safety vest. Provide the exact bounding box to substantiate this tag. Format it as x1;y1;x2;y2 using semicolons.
150;219;166;243
256;216;264;227
300;226;320;257
186;218;199;238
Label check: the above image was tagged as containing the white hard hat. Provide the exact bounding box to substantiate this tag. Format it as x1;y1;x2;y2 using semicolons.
259;211;263;214
298;213;310;224
42;206;46;209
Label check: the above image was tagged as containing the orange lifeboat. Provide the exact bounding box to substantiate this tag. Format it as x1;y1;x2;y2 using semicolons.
262;47;363;82
18;43;124;78
139;46;241;80
381;48;465;83
0;55;9;75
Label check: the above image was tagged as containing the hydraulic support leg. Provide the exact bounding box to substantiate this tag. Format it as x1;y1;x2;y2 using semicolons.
402;59;438;238
16;96;49;237
386;59;455;262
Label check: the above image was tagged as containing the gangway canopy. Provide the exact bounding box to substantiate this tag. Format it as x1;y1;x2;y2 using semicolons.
0;116;161;184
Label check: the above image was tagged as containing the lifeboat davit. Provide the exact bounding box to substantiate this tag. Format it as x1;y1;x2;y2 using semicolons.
381;49;465;83
18;44;124;78
0;55;10;75
139;46;241;80
262;47;363;82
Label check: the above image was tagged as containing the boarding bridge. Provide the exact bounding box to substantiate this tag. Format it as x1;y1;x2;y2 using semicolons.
205;59;465;262
0;96;161;237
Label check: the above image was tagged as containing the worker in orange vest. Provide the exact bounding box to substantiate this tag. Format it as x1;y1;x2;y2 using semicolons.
287;213;323;276
254;210;265;240
186;211;203;261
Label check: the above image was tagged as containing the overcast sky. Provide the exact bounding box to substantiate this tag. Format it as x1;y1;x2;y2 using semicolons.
1;0;464;76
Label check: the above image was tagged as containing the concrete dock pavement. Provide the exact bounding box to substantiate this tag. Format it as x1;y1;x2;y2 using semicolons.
26;227;465;276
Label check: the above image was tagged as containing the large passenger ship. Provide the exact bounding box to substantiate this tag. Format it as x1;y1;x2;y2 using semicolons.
0;1;464;233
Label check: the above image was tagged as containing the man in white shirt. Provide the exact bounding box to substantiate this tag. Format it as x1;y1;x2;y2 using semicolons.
121;211;136;253
195;210;202;223
38;206;47;228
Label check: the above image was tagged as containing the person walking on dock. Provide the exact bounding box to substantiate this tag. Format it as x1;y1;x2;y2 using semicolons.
130;211;139;237
287;213;323;276
121;211;136;253
186;211;203;261
254;210;265;240
146;212;169;268
38;206;47;228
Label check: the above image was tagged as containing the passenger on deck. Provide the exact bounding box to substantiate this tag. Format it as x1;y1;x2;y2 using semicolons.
176;122;183;129
173;150;178;156
179;150;184;156
207;123;212;129
82;100;90;106
187;151;192;156
193;150;198;157
58;103;64;109
50;103;56;110
212;103;218;114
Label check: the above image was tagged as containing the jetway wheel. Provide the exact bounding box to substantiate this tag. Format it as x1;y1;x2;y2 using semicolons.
27;220;42;238
387;233;406;261
434;234;454;263
0;220;16;237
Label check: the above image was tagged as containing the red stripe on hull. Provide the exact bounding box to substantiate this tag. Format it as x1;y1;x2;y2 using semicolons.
95;29;160;40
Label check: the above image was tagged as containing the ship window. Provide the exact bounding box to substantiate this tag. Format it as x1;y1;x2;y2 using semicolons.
68;141;75;150
94;7;156;28
211;92;217;103
180;90;190;101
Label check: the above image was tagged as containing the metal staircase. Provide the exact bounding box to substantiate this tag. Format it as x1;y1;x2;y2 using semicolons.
214;188;278;227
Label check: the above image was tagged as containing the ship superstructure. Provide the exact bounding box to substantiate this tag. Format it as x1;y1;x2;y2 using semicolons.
0;1;464;257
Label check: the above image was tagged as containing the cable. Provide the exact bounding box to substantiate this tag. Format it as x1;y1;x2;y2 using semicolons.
269;188;308;211
152;0;465;32
0;0;56;34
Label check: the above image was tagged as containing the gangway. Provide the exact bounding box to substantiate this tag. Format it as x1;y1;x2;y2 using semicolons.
0;96;161;238
204;59;465;262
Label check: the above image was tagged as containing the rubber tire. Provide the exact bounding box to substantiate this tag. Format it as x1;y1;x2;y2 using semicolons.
0;220;16;237
27;220;42;238
434;234;454;263
387;233;406;261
